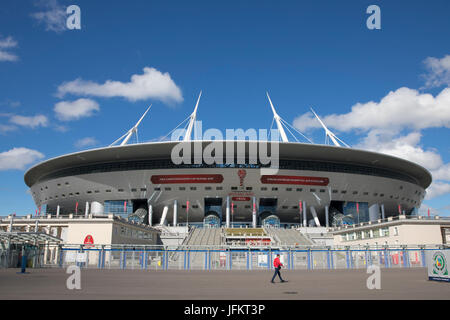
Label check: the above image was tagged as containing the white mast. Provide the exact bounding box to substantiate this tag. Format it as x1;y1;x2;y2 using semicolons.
183;91;202;142
110;105;152;146
310;108;350;147
266;92;289;143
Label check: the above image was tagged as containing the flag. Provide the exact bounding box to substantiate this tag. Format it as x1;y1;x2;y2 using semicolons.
356;202;359;214
398;204;401;215
124;201;127;212
299;201;303;213
186;200;189;213
231;202;234;215
75;202;78;214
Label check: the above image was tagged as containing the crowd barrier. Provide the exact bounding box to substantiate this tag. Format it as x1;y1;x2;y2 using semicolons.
1;244;443;271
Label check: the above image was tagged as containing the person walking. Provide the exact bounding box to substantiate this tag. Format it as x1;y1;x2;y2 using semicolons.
271;254;287;283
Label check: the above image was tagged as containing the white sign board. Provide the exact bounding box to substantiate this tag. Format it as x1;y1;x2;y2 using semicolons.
427;250;450;282
76;252;88;263
258;254;268;267
64;251;77;263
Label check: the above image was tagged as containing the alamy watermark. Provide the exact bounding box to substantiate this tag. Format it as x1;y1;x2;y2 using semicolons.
366;5;381;30
66;5;81;30
366;265;381;290
66;265;81;290
170;121;281;175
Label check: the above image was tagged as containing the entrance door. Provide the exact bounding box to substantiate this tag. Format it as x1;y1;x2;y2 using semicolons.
204;198;223;227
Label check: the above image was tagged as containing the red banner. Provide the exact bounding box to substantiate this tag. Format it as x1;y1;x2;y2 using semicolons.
151;174;223;184
260;175;329;186
232;196;251;202
84;235;94;248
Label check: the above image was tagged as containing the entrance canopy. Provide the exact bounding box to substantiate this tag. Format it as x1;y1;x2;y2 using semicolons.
0;232;62;245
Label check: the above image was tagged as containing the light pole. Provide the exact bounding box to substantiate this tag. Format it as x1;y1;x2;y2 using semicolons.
186;200;189;229
231;202;234;228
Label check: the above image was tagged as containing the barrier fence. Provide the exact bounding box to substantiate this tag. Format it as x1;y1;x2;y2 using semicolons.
2;244;447;271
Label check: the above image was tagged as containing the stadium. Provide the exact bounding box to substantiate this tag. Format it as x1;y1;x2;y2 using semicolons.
23;93;432;229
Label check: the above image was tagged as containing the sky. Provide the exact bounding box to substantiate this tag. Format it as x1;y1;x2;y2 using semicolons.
0;0;449;216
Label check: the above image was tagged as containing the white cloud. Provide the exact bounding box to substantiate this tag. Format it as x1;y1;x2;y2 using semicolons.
355;131;444;171
355;130;450;200
293;84;450;200
0;36;18;62
54;98;100;121
422;55;450;88
53;125;69;132
431;163;450;182
0;125;17;134
30;0;66;33
293;87;450;133
57;67;184;104
0;36;17;49
9;115;48;129
0;147;44;171
425;182;450;200
0;100;21;108
74;137;99;149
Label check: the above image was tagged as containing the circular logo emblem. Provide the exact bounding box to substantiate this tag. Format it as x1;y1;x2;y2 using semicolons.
84;235;94;248
432;252;448;276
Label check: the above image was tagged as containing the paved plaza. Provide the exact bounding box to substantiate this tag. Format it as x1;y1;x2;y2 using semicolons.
0;267;449;300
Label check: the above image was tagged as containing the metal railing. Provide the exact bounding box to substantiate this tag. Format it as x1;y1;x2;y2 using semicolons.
2;243;446;271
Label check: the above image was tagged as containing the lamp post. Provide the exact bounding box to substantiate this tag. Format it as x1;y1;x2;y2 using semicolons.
186;200;189;228
231;202;234;228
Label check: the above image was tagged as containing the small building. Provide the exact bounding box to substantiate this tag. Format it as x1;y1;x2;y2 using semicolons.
331;215;450;247
0;214;161;246
0;214;161;266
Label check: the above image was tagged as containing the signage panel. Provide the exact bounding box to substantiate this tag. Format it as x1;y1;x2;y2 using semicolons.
151;174;224;184
260;175;329;186
427;250;450;282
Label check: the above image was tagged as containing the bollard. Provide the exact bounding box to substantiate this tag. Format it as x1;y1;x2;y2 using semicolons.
19;246;28;274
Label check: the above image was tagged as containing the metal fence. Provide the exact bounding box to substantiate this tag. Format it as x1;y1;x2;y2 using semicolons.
0;247;46;269
1;244;441;271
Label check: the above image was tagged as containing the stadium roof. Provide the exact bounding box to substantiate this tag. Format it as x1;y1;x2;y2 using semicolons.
24;141;432;189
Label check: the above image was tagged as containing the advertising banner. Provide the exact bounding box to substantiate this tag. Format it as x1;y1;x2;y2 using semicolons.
427;250;450;282
151;174;224;184
260;175;329;186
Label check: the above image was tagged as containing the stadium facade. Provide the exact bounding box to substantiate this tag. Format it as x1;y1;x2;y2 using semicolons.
24;94;432;229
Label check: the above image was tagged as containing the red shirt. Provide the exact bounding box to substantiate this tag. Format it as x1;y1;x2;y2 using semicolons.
274;257;283;268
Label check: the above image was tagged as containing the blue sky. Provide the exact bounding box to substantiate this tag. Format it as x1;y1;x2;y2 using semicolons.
0;0;449;216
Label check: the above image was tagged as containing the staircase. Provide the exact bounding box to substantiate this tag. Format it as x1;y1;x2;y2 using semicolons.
264;227;314;246
179;227;222;268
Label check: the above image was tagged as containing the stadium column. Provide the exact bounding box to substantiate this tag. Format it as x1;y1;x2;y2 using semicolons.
325;205;329;227
173;200;178;227
302;201;307;227
160;205;169;226
381;204;386;220
56;205;60;218
148;204;153;226
84;202;89;218
226;196;230;228
252;197;257;228
310;206;321;227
